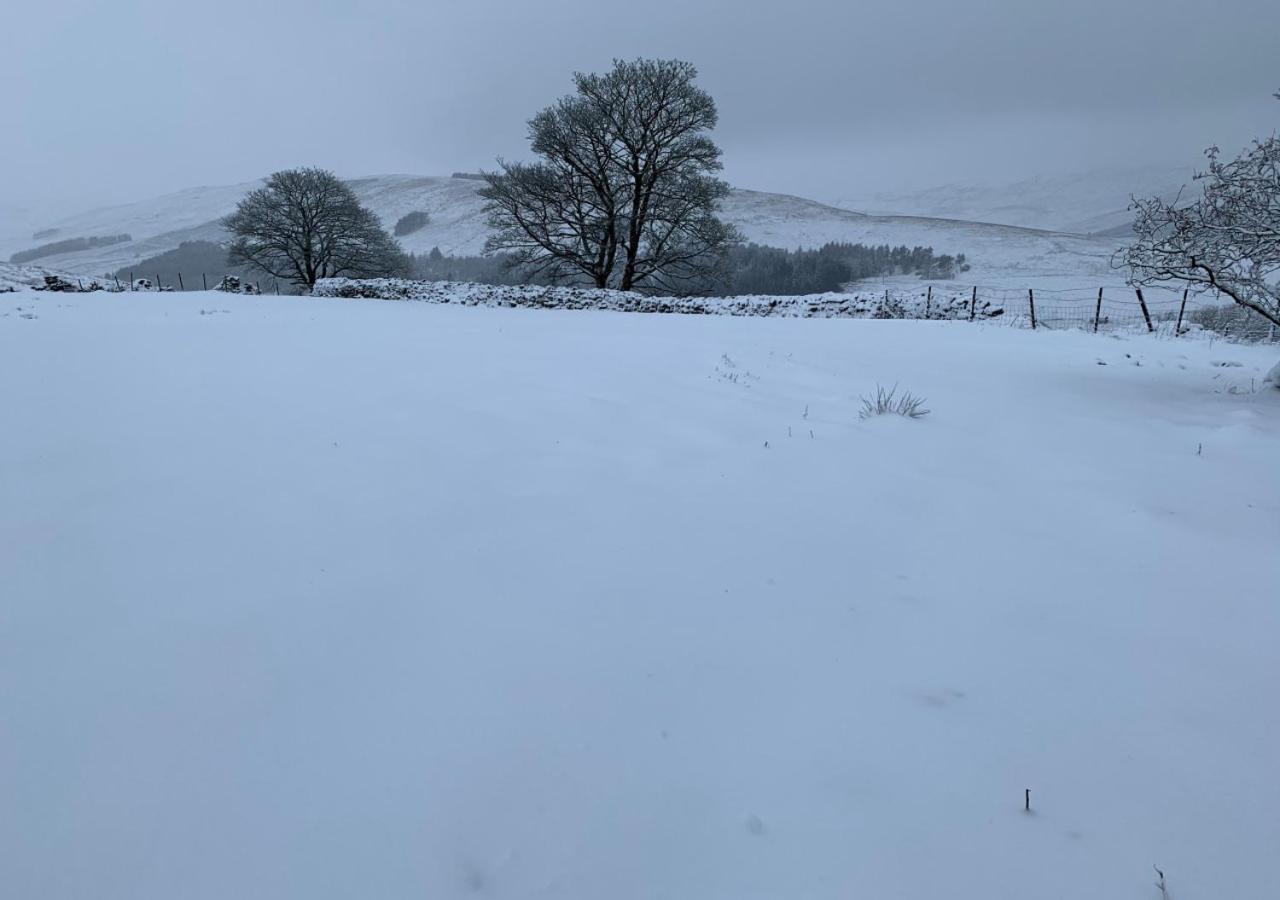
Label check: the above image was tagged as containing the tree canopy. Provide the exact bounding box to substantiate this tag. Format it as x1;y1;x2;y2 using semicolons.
480;59;740;293
224;168;408;289
1117;92;1280;327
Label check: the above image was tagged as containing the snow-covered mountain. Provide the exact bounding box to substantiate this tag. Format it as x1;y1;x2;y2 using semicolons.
829;166;1196;235
4;174;1128;286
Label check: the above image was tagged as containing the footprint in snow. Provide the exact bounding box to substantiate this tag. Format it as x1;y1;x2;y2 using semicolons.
918;688;967;709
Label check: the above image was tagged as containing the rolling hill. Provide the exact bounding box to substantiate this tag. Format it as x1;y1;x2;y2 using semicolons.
829;165;1195;235
2;175;1128;288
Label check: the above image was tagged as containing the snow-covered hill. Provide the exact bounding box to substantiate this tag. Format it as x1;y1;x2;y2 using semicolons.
830;165;1196;235
4;175;1125;287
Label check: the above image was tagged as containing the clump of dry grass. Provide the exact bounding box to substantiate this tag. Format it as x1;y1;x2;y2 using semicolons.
858;384;930;420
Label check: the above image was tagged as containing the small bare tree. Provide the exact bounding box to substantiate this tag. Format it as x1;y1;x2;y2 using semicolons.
1115;91;1280;329
224;168;408;289
480;59;740;293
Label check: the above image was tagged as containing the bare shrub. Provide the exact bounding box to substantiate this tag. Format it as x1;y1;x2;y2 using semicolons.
858;384;930;420
1185;303;1279;342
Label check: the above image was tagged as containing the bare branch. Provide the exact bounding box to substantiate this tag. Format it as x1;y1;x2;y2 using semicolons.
223;168;408;289
1114;100;1280;327
479;58;738;292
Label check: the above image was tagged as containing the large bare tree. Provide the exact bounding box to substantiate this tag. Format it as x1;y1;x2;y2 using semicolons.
480;59;740;293
1115;92;1280;329
224;168;408;289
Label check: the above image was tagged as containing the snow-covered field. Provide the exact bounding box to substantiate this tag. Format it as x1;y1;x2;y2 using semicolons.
2;288;1277;900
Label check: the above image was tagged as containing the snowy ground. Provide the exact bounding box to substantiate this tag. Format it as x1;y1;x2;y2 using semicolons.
2;288;1278;900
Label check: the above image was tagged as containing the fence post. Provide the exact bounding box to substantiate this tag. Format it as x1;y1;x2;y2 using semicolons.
178;272;184;291
969;285;977;321
156;275;162;292
1175;288;1188;335
1094;287;1103;332
926;284;932;318
114;275;122;290
1135;288;1154;333
77;278;84;291
202;272;208;291
1028;288;1036;330
130;271;134;291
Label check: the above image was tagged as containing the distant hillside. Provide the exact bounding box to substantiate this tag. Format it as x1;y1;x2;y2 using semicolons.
11;233;132;265
830;166;1196;235
3;174;1127;287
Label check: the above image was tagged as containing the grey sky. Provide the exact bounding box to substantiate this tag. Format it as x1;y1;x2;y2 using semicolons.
4;0;1277;217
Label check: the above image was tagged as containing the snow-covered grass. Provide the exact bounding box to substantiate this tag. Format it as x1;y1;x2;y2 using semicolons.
1;288;1277;900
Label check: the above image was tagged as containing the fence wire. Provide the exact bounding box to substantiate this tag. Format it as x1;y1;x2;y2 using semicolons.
39;270;1280;344
875;285;1279;343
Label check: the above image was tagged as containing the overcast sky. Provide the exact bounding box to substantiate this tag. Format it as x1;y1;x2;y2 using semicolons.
4;0;1277;218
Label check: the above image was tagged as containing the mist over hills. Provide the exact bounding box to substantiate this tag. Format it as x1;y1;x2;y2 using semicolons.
2;169;1178;287
830;165;1195;235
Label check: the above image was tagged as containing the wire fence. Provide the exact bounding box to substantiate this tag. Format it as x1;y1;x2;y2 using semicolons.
112;272;284;295
37;271;1280;344
891;284;1279;343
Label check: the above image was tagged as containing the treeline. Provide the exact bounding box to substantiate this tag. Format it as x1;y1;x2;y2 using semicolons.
406;247;555;285
726;243;967;295
403;242;966;296
11;233;132;264
393;211;430;236
118;239;967;298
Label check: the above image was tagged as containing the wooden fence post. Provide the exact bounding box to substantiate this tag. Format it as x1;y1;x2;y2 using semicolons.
1176;288;1188;335
1135;288;1154;333
177;272;184;291
202;272;208;291
926;284;932;318
156;275;162;292
130;271;134;291
969;285;977;321
1028;288;1036;330
1094;287;1103;332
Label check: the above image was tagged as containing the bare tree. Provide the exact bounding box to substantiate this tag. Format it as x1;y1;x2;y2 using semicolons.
480;59;741;293
1115;92;1280;328
224;168;408;289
